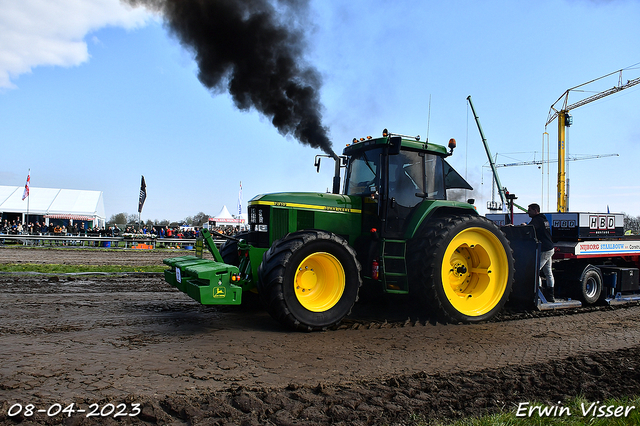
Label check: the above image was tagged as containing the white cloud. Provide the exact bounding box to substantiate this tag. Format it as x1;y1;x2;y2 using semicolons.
0;0;153;89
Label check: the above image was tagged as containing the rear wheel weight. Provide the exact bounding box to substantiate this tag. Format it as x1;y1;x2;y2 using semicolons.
258;230;362;331
409;214;514;323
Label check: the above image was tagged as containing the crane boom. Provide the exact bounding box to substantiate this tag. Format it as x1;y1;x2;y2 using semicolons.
565;77;640;112
545;67;639;212
466;96;506;208
495;153;619;168
547;71;640;126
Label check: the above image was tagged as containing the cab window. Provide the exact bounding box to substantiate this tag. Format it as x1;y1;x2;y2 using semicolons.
388;150;444;207
345;148;382;195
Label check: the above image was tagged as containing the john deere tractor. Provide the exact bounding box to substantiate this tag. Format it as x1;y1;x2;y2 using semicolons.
163;130;515;331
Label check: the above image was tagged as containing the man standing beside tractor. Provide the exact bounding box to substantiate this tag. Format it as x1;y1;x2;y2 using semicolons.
527;203;555;302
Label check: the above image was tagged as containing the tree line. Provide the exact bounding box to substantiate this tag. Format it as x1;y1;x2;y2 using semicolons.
107;212;210;228
624;213;640;234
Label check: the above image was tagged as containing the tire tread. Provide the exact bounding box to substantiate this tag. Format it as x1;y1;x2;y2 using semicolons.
258;230;362;331
409;213;514;324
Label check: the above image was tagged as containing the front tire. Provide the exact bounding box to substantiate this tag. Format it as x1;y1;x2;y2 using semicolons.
258;230;362;331
219;231;250;265
409;214;514;323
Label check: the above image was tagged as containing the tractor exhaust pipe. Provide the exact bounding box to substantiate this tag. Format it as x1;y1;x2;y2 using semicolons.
314;152;342;194
332;153;341;194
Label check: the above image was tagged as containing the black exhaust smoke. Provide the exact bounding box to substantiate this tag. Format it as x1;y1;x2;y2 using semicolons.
123;0;336;159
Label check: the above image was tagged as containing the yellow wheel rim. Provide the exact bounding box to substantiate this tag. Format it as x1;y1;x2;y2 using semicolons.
440;227;509;317
294;252;345;312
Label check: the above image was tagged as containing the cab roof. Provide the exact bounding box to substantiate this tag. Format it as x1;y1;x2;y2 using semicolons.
342;135;449;157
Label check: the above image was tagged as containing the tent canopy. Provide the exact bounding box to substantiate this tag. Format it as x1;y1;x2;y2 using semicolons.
0;185;105;224
215;205;233;219
210;205;244;224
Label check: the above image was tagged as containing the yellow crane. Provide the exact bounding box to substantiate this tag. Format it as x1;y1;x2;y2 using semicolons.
546;67;640;212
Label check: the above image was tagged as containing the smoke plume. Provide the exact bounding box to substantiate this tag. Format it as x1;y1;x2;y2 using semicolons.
124;0;335;156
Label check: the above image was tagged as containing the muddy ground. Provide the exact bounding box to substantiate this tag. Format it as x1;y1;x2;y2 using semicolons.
2;247;640;425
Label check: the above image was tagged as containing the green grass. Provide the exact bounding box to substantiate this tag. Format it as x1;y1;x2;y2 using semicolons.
0;263;168;274
1;244;189;252
422;396;640;426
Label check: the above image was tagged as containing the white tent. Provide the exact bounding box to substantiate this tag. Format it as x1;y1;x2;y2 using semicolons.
209;205;245;226
0;185;106;227
216;205;234;219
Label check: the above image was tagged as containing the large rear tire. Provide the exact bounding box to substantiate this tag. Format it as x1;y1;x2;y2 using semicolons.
257;230;362;331
409;214;514;323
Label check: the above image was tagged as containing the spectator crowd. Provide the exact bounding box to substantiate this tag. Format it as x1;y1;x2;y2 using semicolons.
1;219;90;236
1;219;242;239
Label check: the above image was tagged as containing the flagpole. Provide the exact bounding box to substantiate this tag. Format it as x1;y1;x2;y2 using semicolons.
26;197;29;229
25;169;30;231
237;181;243;230
138;175;147;232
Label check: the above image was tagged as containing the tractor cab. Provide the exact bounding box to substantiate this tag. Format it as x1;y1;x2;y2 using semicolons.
343;130;472;238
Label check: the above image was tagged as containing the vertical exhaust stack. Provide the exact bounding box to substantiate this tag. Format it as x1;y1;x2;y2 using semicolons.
332;152;341;195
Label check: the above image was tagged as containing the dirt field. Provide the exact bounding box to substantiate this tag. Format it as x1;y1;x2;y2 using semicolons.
2;247;640;425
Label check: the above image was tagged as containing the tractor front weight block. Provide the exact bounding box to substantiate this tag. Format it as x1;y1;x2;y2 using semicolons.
163;256;242;305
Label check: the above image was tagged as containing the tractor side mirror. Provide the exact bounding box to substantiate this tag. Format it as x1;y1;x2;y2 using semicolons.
389;136;402;155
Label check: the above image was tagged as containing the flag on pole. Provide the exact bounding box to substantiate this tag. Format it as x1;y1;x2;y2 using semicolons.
138;175;147;213
237;181;243;216
22;170;30;200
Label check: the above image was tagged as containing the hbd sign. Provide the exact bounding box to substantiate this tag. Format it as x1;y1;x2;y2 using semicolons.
589;215;615;230
553;219;577;228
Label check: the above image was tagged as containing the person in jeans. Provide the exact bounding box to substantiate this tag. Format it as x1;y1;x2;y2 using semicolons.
527;203;555;302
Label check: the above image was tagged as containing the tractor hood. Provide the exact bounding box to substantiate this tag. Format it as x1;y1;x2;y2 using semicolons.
249;192;362;214
247;192;363;247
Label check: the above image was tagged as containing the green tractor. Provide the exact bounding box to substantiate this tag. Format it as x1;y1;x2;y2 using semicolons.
163;130;515;331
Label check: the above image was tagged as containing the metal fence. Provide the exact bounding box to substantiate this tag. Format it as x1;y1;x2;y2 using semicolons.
0;234;226;249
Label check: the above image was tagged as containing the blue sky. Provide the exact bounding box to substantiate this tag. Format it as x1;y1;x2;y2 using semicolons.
1;0;640;223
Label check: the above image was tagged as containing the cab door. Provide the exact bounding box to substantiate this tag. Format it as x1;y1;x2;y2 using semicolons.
385;150;445;237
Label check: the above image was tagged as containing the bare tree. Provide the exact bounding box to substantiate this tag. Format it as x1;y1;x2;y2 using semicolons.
107;212;128;226
191;212;210;226
126;214;139;225
624;213;640;234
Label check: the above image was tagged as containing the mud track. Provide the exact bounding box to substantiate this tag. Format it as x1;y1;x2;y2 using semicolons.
2;247;640;425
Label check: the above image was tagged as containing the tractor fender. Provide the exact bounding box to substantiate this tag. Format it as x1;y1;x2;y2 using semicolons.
403;201;478;240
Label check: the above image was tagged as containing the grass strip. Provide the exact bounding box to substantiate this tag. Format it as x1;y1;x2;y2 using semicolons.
0;263;167;274
425;395;640;426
